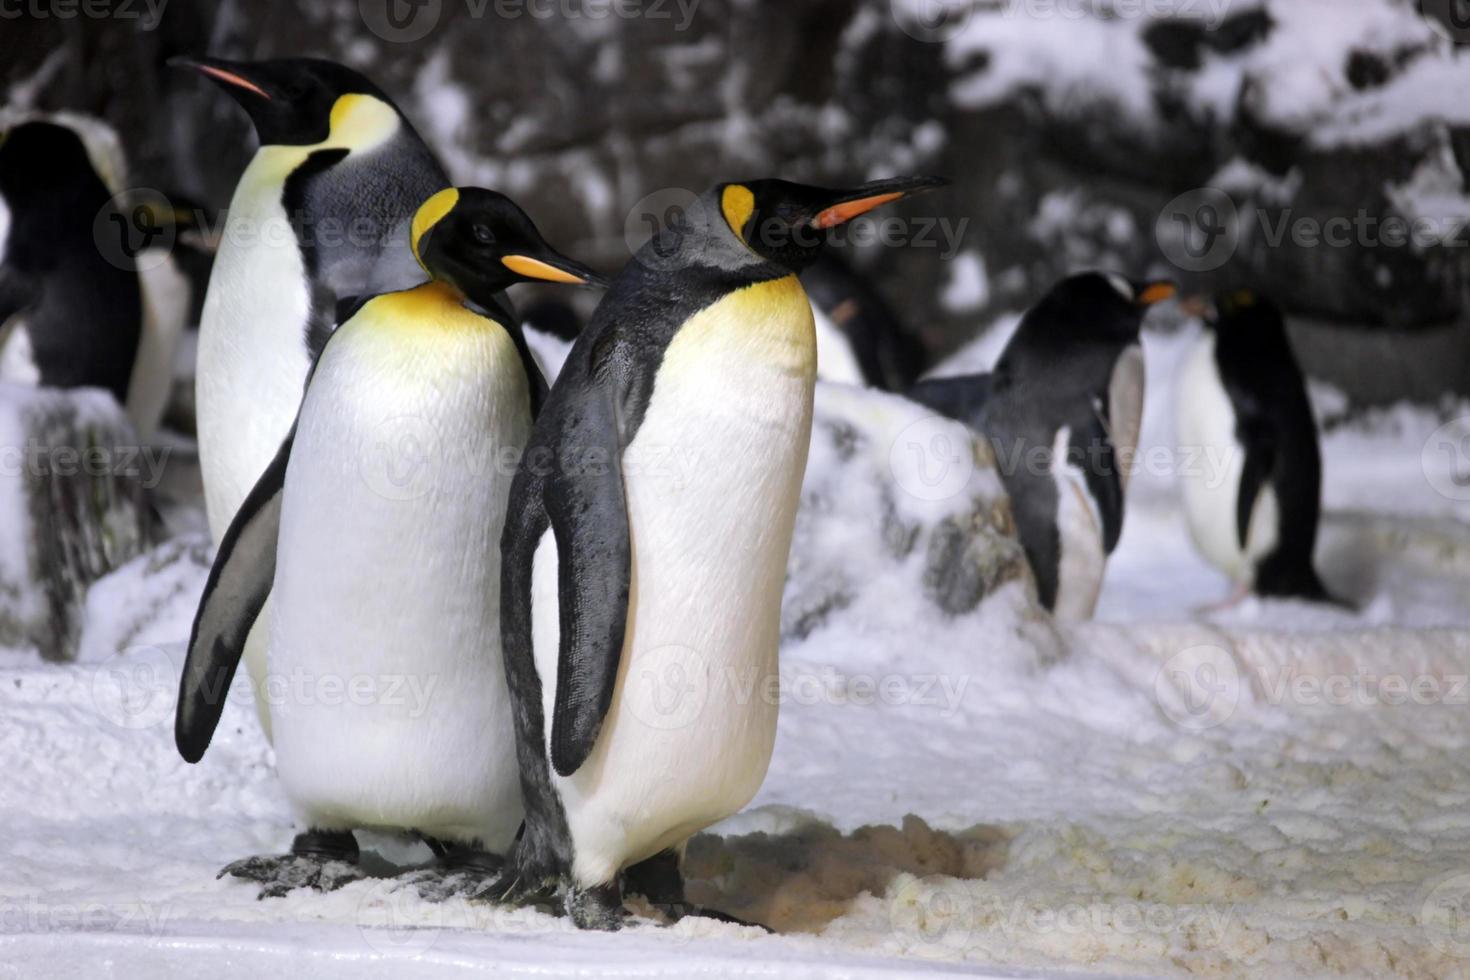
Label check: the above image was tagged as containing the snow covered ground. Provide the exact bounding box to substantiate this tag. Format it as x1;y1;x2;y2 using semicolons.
4;313;1470;978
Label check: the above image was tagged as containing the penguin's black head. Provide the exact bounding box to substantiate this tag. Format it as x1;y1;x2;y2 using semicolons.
172;56;397;147
717;176;947;272
0;121;100;205
410;187;607;301
1035;271;1177;336
1207;289;1286;335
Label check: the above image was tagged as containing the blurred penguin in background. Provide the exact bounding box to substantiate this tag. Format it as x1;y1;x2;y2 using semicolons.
1176;291;1339;606
802;250;927;390
0;117;190;439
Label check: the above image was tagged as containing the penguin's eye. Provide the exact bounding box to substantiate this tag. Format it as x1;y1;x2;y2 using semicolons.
472;223;495;245
775;203;797;222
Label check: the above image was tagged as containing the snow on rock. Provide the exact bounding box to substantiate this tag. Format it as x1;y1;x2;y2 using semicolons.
783;381;1040;637
0;384;158;662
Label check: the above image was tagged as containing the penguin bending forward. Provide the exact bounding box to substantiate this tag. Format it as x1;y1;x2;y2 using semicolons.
1176;291;1337;604
494;175;943;929
177;57;449;738
174;188;604;896
908;272;1176;619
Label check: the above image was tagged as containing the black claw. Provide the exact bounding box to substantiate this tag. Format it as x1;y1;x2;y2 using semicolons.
566;881;626;931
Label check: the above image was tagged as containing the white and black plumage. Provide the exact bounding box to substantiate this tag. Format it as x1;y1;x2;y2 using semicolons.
1176;291;1336;603
908;272;1175;619
174;187;605;896
495;176;944;930
179;56;450;739
0;121;143;409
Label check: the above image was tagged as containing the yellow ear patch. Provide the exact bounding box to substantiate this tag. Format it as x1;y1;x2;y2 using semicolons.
411;187;460;270
721;184;756;241
326;93;399;149
1231;289;1257;308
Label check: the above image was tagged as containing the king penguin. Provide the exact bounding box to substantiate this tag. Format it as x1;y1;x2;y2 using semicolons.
177;56;449;738
495;175;944;928
174;187;605;897
1176;291;1337;604
0;121;143;410
908;272;1176;620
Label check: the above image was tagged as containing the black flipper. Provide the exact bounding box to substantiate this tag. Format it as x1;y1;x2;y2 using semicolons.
905;374;992;432
1234;419;1276;551
546;372;631;778
1071;408;1125;555
174;426;294;763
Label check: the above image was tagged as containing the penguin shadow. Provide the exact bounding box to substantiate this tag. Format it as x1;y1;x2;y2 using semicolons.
1315;510;1470;618
678;813;1010;935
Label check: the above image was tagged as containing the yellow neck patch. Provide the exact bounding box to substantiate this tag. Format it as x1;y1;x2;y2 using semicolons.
411;187;460;270
721;184;756;242
326;93;399;149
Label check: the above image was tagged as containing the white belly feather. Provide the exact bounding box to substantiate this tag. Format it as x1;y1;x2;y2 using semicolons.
1176;335;1277;583
268;300;529;849
533;275;817;886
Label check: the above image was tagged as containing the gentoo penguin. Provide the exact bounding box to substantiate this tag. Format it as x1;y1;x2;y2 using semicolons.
175;187;605;896
0;121;142;408
495;175;944;928
1176;291;1336;604
908;272;1176;620
178;57;449;738
802;250;927;390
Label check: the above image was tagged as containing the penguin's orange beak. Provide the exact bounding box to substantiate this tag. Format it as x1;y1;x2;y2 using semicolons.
1136;281;1178;306
169;57;271;100
811;176;948;229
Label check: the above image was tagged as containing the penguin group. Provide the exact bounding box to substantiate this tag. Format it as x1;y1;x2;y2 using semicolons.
0;49;1338;929
159;55;945;926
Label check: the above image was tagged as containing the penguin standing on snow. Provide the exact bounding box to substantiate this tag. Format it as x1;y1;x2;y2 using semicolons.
495;175;944;929
908;272;1176;620
0;121;142;409
1176;291;1336;604
177;57;449;737
175;187;604;897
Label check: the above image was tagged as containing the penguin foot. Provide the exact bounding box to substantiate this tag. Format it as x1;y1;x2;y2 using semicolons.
404;846;508;903
652;901;772;932
218;854;367;899
622;849;684;906
565;882;626;931
218;829;365;899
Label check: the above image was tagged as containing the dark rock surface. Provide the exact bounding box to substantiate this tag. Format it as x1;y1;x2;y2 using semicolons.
2;0;1466;397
